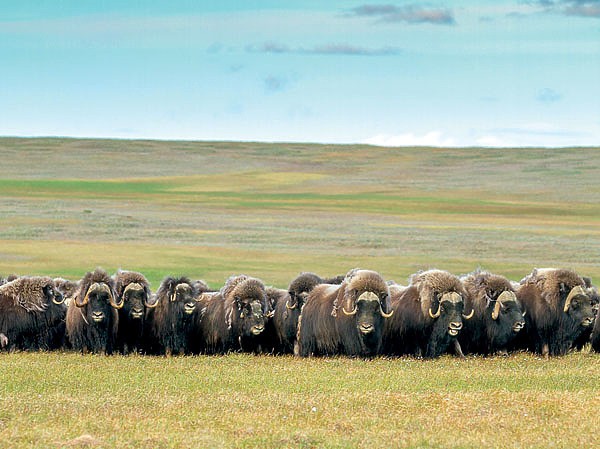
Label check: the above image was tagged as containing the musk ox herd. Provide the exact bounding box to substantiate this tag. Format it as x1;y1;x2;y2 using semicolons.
1;267;599;358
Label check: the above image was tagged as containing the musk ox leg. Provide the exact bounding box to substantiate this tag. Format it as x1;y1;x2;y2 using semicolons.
0;333;7;349
542;343;550;359
496;349;509;357
293;341;300;357
453;340;465;358
165;347;173;357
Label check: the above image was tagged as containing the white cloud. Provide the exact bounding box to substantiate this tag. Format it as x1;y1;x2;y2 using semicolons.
364;131;457;147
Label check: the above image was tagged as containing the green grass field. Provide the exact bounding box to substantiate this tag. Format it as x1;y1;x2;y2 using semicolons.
0;138;599;448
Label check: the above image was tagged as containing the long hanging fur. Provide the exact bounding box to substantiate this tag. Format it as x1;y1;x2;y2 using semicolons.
516;268;594;356
0;276;66;351
148;276;197;356
297;269;390;357
65;268;118;354
194;275;269;354
459;269;524;355
382;269;467;358
114;270;152;355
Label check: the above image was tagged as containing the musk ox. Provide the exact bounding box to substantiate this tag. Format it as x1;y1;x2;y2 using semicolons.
263;272;345;354
382;269;472;358
147;277;199;356
66;268;123;354
573;276;599;350
0;276;65;351
515;268;594;357
53;278;80;307
297;269;393;357
195;275;272;354
459;270;525;355
113;270;156;355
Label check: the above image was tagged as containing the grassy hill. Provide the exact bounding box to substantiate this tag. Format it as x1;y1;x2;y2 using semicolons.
0;138;598;286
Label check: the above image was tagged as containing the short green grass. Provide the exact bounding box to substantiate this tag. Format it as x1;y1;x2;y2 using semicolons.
0;138;599;448
1;352;598;448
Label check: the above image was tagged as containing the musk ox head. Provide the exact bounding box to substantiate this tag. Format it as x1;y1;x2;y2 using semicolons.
0;276;65;312
74;268;121;322
410;269;471;337
525;268;594;328
287;272;323;311
157;277;198;316
114;270;154;320
53;278;79;306
335;269;393;334
463;270;525;334
222;275;271;337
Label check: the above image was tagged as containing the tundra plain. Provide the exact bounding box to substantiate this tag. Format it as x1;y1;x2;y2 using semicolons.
0;138;599;448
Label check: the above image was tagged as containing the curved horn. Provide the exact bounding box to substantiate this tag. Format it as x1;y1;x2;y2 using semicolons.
564;285;586;313
342;305;357;316
77;282;101;307
462;309;475;320
123;282;143;295
145;293;159;308
285;299;297;310
52;292;65;305
108;287;123;309
491;300;501;320
429;306;441;319
380;304;394;318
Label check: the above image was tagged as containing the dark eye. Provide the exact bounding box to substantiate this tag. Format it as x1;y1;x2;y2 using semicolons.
571;300;579;308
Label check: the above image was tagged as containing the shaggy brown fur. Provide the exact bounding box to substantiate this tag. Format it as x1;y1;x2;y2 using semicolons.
382;269;468;358
459;270;524;355
148;276;197;356
0;276;65;351
297;269;391;357
195;275;270;354
516;268;594;356
53;278;79;306
66;268;119;354
114;270;153;355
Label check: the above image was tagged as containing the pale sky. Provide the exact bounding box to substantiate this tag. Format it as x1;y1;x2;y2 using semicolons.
1;1;599;147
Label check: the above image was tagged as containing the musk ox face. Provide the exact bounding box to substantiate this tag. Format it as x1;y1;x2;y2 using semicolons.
43;283;65;306
87;285;115;323
352;291;385;335
429;292;466;337
561;284;594;328
76;281;122;323
170;283;197;315
123;285;147;320
489;291;525;334
239;301;267;336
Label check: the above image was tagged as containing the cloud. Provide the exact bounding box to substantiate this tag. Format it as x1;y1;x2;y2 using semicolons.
247;42;401;56
364;131;457;147
524;1;600;18
536;88;562;103
346;3;456;25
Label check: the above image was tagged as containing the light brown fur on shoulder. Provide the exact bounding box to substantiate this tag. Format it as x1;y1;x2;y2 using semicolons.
0;276;54;312
520;268;584;307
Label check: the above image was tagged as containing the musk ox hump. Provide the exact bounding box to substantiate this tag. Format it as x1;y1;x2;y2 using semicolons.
222;275;266;305
0;276;55;312
523;268;585;308
409;269;464;317
114;270;150;296
345;269;388;295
